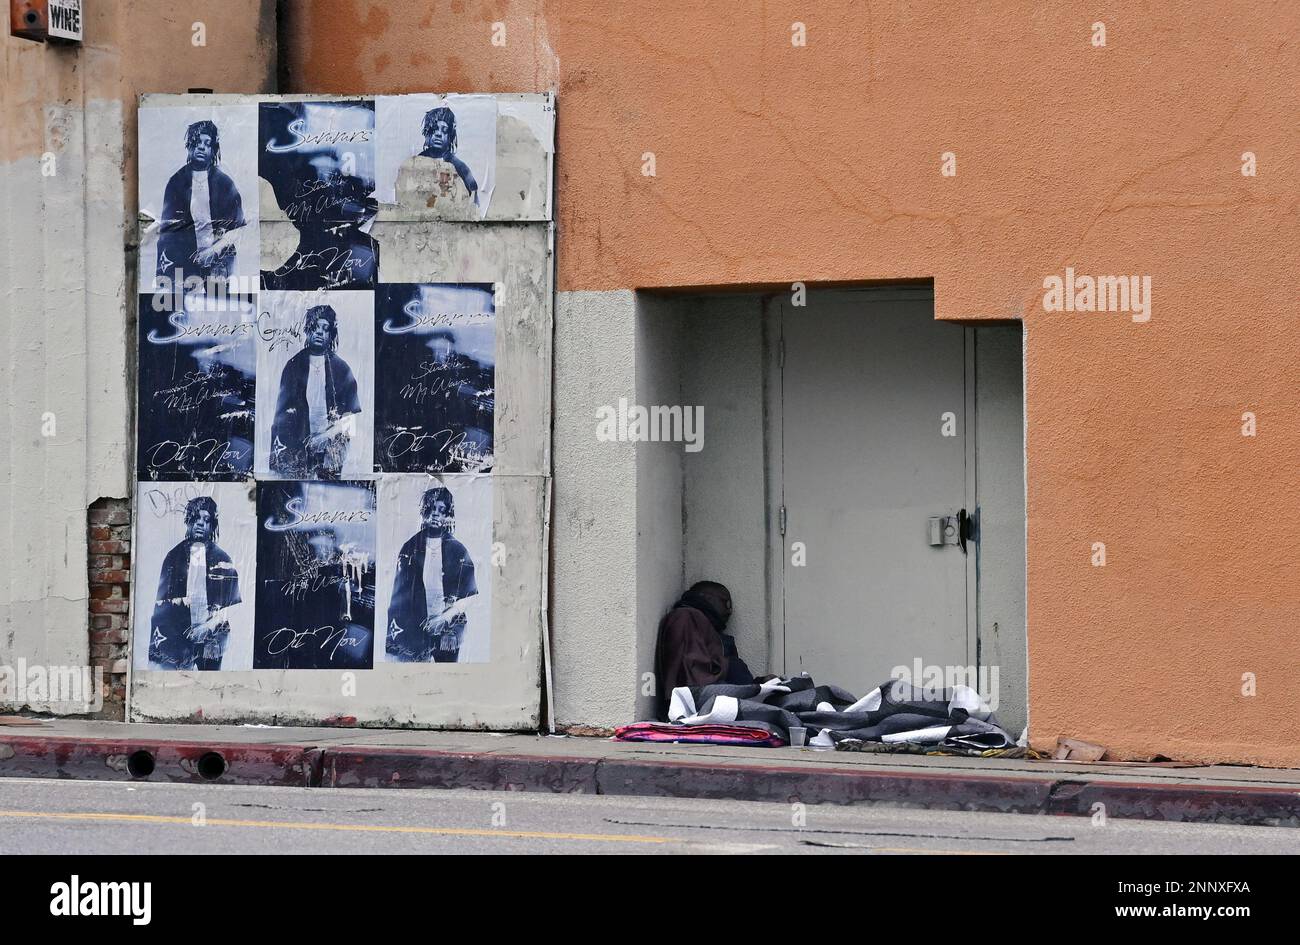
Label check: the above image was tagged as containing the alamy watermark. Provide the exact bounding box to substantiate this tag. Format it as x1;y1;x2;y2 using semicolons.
1042;267;1151;323
50;876;151;925
0;660;104;713
889;658;999;711
595;398;704;453
151;269;258;312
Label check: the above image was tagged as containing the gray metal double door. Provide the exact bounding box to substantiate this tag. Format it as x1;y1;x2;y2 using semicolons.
769;289;974;697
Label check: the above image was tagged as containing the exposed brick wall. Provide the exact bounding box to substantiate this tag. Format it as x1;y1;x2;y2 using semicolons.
88;498;131;720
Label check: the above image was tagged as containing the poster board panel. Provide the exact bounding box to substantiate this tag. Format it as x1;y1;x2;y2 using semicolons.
129;93;552;728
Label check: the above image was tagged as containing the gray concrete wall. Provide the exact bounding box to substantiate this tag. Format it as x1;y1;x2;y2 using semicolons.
0;3;276;712
975;325;1028;737
552;290;780;727
680;295;770;674
0;92;119;703
552;290;640;728
556;290;772;727
634;294;685;721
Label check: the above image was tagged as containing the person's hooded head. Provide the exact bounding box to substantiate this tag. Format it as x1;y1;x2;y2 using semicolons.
676;580;732;632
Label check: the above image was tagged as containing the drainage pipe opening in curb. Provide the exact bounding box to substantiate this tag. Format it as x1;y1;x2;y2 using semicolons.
196;751;227;781
126;750;156;779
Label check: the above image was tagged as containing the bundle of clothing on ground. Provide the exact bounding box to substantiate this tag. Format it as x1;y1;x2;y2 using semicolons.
616;581;1016;753
615;674;1018;752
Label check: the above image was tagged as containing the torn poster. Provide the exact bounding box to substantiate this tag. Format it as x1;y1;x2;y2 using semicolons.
376;474;494;665
137;290;257;480
254;480;377;670
134;481;257;672
255;290;375;480
375;94;497;218
258;100;378;290
138;102;259;295
374;283;496;473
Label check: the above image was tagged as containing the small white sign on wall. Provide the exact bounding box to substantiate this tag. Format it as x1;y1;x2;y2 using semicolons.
48;0;84;42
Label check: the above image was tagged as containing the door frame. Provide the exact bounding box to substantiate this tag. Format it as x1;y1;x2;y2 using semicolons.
762;286;979;681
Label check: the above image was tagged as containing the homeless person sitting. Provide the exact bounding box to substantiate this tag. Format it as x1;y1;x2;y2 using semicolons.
653;580;755;720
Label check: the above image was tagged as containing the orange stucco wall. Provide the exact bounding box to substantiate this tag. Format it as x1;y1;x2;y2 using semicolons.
283;1;1299;766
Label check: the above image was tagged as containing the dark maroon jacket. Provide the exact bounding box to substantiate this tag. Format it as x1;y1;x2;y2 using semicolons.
652;583;753;719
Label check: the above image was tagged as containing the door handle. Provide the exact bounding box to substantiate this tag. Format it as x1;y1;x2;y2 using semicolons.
929;510;975;553
957;508;976;554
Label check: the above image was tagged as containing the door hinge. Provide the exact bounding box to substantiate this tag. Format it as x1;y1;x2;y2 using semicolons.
779;504;787;536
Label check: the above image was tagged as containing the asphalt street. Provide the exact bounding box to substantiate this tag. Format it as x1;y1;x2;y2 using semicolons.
0;777;1297;854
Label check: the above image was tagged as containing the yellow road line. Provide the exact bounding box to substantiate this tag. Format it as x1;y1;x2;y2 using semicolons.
0;809;669;844
871;846;1007;855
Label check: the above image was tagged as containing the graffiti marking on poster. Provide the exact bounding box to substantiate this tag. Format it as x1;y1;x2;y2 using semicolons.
133;481;257;672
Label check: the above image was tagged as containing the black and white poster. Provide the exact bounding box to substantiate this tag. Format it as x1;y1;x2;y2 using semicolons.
376;475;493;664
133;481;257;672
137;290;257;480
259;100;379;290
376;94;497;219
138;103;259;294
374;283;496;473
255;290;374;480
254;480;377;670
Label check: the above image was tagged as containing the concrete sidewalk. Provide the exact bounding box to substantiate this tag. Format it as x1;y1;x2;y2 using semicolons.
3;718;1299;828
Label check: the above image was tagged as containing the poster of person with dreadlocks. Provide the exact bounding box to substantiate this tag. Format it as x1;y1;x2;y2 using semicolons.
254;480;377;670
375;94;497;219
138;103;259;294
255;290;374;480
375;474;493;664
373;283;496;473
132;482;257;672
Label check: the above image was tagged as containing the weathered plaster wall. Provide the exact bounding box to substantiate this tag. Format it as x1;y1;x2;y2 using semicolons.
292;2;1300;764
553;289;769;727
0;1;275;709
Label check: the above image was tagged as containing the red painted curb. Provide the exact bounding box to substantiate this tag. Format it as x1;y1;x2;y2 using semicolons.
316;747;1056;814
314;750;1300;826
0;734;320;787
1046;778;1300;828
593;756;1057;813
3;733;1299;827
322;747;598;792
